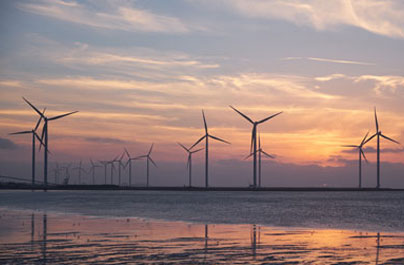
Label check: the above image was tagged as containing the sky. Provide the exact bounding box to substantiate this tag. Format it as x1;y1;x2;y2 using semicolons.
1;0;404;187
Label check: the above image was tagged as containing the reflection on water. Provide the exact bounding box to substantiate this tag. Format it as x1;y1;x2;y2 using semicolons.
1;210;404;264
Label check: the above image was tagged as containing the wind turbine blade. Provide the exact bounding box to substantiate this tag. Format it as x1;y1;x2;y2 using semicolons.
202;110;208;133
124;147;131;158
22;97;44;118
374;107;379;132
361;148;368;163
90;159;95;167
34;132;45;147
229;105;254;124
209;134;231;144
119;151;125;161
39;125;46;151
190;135;206;149
250;127;255;153
262;150;275;159
341;145;359;148
360;131;370;146
244;152;254;160
148;143;154;155
9;130;32;135
191;147;204;154
258;111;283;124
134;155;147;160
177;142;189;152
364;133;377;145
48;111;78;121
34;109;45;131
380;133;400;144
187;155;190;169
149;157;158;167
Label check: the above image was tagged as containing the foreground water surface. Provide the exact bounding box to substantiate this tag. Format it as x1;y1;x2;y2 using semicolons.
1;190;404;264
1;190;403;231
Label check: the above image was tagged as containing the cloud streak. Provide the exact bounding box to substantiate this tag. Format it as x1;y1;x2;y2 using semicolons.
18;0;193;33
282;57;375;66
220;0;404;38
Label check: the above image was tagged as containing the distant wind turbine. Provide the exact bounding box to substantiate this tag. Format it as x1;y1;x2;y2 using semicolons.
245;135;275;187
135;144;157;187
114;152;126;186
9;109;45;185
191;110;230;188
124;148;142;186
178;143;203;187
229;105;282;187
99;160;109;184
107;155;118;185
89;159;102;185
342;131;369;188
22;97;78;188
364;107;400;188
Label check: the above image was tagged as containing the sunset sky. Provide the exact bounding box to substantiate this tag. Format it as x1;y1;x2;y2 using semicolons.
1;0;404;187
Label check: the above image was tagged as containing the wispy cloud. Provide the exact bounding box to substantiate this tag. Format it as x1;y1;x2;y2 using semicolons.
282;57;375;66
342;146;404;154
315;73;404;96
84;136;128;145
219;0;404;38
18;0;193;33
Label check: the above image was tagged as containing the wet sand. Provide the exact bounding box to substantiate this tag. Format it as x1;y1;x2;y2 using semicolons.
1;209;404;264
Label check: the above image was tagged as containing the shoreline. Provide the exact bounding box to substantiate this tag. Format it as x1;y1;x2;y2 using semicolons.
1;183;404;191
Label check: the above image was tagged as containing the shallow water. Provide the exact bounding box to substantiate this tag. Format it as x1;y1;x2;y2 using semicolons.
0;190;404;232
1;209;404;264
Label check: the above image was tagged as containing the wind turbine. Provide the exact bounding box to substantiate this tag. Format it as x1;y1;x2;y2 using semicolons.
22;97;78;188
135;144;157;187
178;143;203;187
229;106;282;187
73;160;86;184
342;131;369;188
89;159;102;185
9;109;45;185
107;156;118;185
245;135;275;187
191;110;230;188
114;152;126;186
98;160;109;184
124;148;142;186
364;108;400;188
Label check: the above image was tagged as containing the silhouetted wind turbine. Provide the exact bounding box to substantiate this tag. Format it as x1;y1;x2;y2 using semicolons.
124;148;142;186
245;135;275;187
364;108;400;188
89;159;102;185
135;144;157;187
99;160;109;184
342;131;369;188
22;97;78;188
191;110;230;188
115;152;126;186
107;156;118;185
178;143;203;187
9;109;45;185
230;106;281;187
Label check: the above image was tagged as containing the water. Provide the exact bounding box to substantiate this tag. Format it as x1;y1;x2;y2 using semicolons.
1;190;403;232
